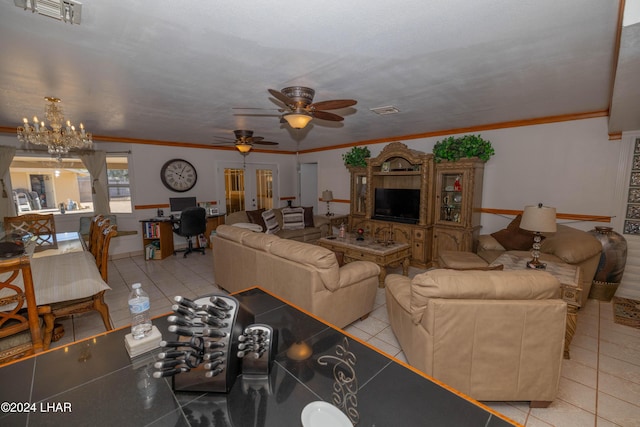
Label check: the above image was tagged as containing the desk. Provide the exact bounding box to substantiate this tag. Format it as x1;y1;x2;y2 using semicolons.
141;215;225;259
0;288;516;427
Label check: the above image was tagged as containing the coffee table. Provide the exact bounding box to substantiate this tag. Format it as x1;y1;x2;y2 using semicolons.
490;252;582;359
318;235;411;287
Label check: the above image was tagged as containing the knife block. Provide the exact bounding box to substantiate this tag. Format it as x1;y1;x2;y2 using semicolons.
167;293;254;393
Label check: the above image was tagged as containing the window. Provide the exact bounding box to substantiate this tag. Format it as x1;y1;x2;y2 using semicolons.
9;154;132;215
107;156;132;213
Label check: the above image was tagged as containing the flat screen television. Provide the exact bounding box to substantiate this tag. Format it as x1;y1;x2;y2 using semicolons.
169;197;197;214
373;188;420;224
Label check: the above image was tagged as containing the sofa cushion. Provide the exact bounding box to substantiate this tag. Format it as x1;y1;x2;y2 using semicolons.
242;231;280;251
262;209;280;234
215;224;253;243
246;208;267;231
490;214;541;251
269;239;340;290
540;224;602;264
302;207;315;228
282;207;305;230
410;269;561;324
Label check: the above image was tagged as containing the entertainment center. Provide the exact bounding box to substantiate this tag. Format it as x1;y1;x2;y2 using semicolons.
348;141;485;268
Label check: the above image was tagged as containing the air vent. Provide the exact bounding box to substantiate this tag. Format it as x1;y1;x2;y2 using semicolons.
14;0;82;24
370;105;400;115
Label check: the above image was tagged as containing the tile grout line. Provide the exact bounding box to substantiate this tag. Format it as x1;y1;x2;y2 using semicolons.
594;301;601;427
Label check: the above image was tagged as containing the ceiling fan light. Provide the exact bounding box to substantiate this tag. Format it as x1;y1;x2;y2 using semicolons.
236;143;252;153
283;113;312;129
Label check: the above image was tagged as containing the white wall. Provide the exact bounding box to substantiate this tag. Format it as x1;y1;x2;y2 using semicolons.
3;116;638;297
300;117;625;232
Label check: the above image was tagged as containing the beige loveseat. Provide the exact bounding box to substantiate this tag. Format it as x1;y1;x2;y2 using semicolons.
385;269;567;407
477;224;602;306
225;207;330;242
212;224;380;328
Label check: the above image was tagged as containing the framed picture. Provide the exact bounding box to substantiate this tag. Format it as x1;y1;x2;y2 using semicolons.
381;161;390;172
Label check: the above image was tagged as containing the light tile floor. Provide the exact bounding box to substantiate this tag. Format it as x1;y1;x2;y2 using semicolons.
52;252;640;427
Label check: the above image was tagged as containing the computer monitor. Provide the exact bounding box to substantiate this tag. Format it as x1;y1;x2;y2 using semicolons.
169;197;197;215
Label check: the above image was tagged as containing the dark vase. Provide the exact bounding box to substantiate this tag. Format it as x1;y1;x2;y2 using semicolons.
588;226;627;301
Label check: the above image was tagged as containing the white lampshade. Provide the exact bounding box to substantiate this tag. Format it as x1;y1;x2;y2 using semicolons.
520;204;557;233
321;190;334;201
283;112;313;129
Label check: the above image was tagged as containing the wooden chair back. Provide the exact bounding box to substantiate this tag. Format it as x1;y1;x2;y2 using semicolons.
87;215;105;253
0;256;44;364
3;214;58;252
89;217;110;259
94;224;117;282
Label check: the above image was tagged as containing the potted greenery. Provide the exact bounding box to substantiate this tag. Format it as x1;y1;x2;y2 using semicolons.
432;134;495;162
342;146;371;167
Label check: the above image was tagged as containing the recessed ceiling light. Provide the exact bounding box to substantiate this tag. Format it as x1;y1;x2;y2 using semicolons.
370;105;400;115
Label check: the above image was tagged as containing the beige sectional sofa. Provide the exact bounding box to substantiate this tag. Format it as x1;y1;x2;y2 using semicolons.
385;269;567;407
477;224;602;306
225;207;329;242
212;224;380;328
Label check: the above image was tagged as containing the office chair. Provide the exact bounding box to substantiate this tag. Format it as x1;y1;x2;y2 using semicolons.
173;207;207;257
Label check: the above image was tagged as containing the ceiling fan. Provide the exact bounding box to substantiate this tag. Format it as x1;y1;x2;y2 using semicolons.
212;129;278;155
270;86;357;129
234;86;357;129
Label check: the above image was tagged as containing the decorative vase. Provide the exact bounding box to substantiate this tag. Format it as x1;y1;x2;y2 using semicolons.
588;226;628;301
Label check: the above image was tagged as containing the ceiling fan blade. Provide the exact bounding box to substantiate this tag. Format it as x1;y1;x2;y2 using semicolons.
212;136;236;141
249;136;264;142
311;99;357;111
253;140;279;146
268;89;296;108
232;107;282;111
312;110;344;121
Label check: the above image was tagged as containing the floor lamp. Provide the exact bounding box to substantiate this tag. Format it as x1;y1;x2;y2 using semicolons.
520;203;557;269
322;190;334;216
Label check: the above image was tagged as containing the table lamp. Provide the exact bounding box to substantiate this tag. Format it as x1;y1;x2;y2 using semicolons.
322;190;334;216
520;203;557;269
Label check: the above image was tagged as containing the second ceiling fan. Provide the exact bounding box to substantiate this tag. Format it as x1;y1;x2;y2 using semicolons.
268;86;357;129
212;129;278;154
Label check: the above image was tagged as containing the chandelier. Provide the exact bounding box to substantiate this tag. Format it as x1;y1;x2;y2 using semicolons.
17;97;93;161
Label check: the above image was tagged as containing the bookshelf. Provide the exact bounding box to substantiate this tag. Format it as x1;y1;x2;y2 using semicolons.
141;220;174;260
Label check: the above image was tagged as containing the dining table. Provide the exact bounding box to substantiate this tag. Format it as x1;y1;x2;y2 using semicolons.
0;231;110;346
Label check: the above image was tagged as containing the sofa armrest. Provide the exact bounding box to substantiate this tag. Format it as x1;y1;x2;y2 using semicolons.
313;215;330;236
477;234;506;251
337;261;380;289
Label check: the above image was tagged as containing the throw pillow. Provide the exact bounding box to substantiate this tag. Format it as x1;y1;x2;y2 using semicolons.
490;214;543;251
282;207;305;230
261;209;280;234
246;208;267;231
302;206;315;228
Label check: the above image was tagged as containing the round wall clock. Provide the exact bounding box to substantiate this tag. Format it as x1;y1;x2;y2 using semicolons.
160;159;198;192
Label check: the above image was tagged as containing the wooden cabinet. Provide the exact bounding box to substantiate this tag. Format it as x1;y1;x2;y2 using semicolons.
141;220;174;260
347;142;485;268
432;159;485;264
347;166;367;223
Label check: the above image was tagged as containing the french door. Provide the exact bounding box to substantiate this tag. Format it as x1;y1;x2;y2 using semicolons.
219;162;277;213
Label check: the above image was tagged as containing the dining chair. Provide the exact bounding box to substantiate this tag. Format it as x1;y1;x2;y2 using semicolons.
0;255;51;364
3;213;58;252
41;224;117;348
89;216;110;257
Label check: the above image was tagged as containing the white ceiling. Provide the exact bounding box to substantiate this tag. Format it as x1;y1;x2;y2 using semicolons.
0;0;637;153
